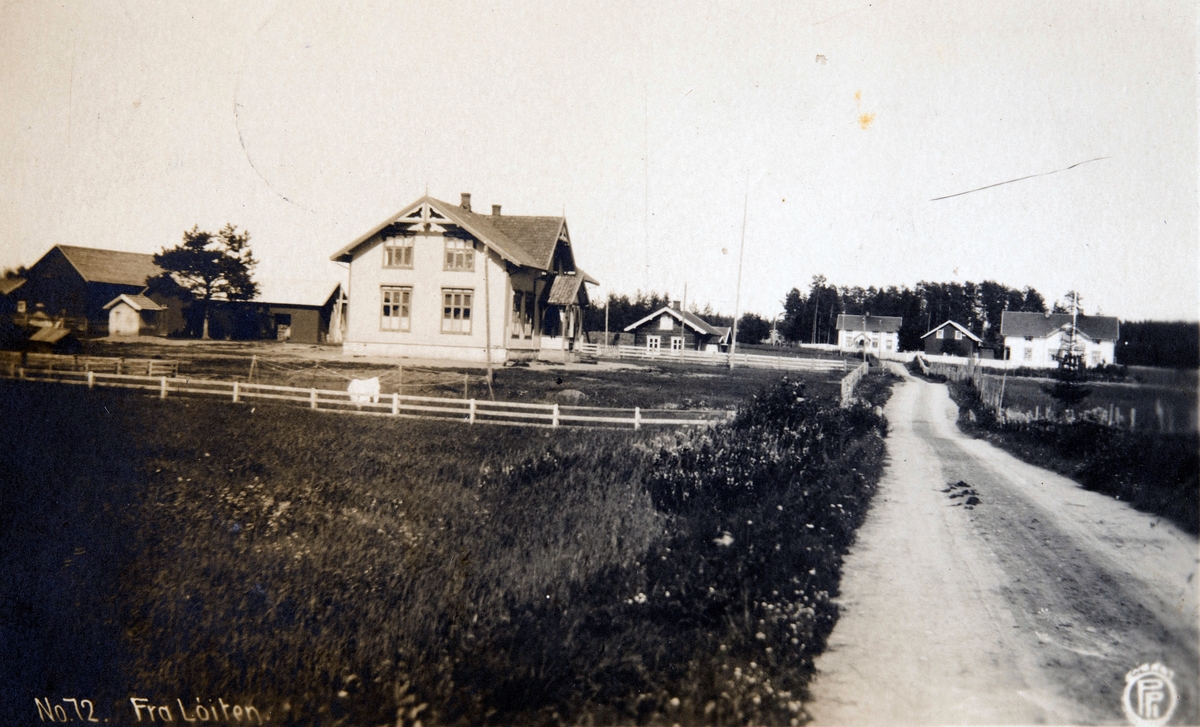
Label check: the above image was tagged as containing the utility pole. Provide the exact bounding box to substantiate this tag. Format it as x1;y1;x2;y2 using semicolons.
728;182;749;370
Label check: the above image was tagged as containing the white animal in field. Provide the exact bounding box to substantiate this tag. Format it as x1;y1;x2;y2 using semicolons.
347;377;381;406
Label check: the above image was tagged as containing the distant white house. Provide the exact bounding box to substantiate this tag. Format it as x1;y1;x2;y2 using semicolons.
836;314;903;355
1000;311;1119;367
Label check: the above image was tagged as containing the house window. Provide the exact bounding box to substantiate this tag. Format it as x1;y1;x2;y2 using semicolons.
1091;351;1101;366
936;329;944;339
1023;347;1033;361
954;330;963;340
444;238;475;271
383;236;413;268
16;300;25;314
670;336;683;351
886;340;893;351
442;288;472;333
647;335;661;350
381;286;411;331
658;314;674;330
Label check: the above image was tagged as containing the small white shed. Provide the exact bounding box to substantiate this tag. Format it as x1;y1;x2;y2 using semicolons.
104;293;164;336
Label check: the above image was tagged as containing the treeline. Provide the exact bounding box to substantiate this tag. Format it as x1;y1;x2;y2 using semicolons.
1116;321;1200;368
779;276;1049;351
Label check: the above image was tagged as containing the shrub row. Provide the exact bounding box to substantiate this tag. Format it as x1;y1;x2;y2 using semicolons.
949;380;1198;535
0;373;895;726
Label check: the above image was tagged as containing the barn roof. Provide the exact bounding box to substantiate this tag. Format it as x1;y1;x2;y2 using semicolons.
330;196;577;272
0;277;25;295
29;326;74;343
255;280;343;308
1000;311;1119;341
103;293;164;312
921;320;982;343
55;245;162;286
623;306;725;337
836;314;903;333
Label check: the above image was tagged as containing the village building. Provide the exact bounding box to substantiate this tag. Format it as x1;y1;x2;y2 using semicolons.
1000;311;1119;367
835;314;903;355
622;302;731;352
330;193;596;363
104;293;166;337
12;245;176;334
252;281;346;344
921;320;984;357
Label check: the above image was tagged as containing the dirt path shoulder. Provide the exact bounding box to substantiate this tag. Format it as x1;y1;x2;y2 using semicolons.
806;368;1199;725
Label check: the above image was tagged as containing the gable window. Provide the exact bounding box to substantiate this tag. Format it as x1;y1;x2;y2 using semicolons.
658;314;674;331
647;335;661;351
442;288;472;333
381;286;411;331
383;236;414;268
444;238;475;272
936;329;944;339
670;336;683;351
954;330;963;340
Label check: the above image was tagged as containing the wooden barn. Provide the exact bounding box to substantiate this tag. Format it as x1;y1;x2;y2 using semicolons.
11;245;185;336
253;281;345;344
623;302;731;352
921;320;983;357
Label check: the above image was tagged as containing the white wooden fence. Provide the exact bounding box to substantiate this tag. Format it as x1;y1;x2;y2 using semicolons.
576;343;849;372
840;361;870;406
4;367;734;430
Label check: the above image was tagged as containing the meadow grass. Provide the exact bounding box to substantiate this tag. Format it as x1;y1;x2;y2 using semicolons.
0;369;894;725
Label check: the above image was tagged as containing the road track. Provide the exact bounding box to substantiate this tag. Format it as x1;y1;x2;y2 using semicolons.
807;368;1199;725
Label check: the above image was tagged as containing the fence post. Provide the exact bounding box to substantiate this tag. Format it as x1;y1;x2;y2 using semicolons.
310;388;318;410
17;367;23;380
88;371;95;389
1130;408;1136;430
470;398;476;424
233;380;240;403
116;358;122;376
634;406;641;430
552;403;559;428
160;376;167;399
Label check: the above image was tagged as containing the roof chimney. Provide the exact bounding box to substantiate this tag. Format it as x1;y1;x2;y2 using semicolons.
671;300;682;311
492;204;501;217
460;192;472;212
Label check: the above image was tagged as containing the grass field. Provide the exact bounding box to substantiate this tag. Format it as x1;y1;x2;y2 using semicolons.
0;367;895;726
992;376;1198;432
77;339;845;408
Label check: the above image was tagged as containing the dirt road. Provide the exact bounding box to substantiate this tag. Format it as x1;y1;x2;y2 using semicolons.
807;368;1199;725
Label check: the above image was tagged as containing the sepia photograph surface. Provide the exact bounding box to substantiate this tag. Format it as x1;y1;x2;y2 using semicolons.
1;1;1197;725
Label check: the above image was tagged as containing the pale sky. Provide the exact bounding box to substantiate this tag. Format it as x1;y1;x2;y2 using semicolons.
1;0;1196;321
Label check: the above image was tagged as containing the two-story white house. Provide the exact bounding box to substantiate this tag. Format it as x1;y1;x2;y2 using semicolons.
1000;311;1119;367
836;314;903;355
330;193;596;363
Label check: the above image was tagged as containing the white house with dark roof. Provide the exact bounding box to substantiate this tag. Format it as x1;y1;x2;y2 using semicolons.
1000;311;1119;367
330;193;597;363
836;314;903;355
622;302;731;352
104;293;166;336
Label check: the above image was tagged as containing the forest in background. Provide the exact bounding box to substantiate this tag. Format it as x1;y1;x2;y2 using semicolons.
582;278;1199;369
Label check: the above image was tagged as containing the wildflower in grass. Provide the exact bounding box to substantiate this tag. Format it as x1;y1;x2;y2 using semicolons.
634;592;647;604
713;532;734;547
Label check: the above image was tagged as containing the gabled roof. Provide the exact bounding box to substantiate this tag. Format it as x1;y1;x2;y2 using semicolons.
623;306;725;337
836;314;903;333
921;320;982;343
330;196;573;272
29;326;74;344
255;280;343;308
103;293;164;312
1000;311;1119;341
54;245;162;286
546;274;584;306
0;277;25;296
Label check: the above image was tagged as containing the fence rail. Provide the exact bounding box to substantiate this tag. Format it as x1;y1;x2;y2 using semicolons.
840;361;870;406
0;350;181;377
576;343;849;372
4;367;733;430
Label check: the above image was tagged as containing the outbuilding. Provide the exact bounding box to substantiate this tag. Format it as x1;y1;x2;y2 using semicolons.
104;293;166;337
921;320;983;357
